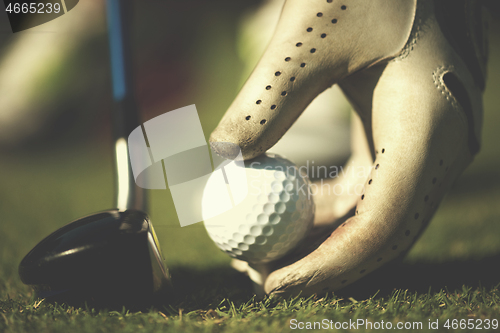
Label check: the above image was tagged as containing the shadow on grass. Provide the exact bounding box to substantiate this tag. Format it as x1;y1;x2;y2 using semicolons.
163;253;500;309
33;255;499;311
338;253;500;300
165;264;254;311
31;265;254;312
167;254;500;305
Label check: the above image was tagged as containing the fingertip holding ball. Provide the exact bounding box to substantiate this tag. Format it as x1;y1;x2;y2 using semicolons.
202;153;314;264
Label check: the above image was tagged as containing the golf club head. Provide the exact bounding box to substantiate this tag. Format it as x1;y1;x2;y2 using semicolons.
19;209;172;307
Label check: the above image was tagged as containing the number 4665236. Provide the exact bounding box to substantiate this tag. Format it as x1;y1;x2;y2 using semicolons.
5;2;61;14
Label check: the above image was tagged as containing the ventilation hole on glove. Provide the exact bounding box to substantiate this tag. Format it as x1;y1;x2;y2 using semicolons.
310;48;317;53
392;245;398;250
375;164;380;169
281;91;287;96
405;230;411;236
341;5;347;10
285;57;291;62
275;71;281;76
377;257;383;262
414;213;419;219
342;223;347;227
317;12;323;17
266;85;272;90
368;179;372;185
307;27;313;32
424;195;429;202
360;269;366;274
300;63;306;67
432;177;437;184
382;148;385;153
245;116;251;120
361;195;365;200
260;119;266;125
321;33;327;38
296;42;303;47
290;77;296;82
327;0;333;3
256;100;262;104
270;105;277;110
331;18;338;24
440;159;443;166
341;279;347;284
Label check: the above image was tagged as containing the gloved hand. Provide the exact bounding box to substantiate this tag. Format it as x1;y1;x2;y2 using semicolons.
209;0;489;296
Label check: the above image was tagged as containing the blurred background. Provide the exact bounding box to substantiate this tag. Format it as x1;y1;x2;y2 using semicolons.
0;0;499;298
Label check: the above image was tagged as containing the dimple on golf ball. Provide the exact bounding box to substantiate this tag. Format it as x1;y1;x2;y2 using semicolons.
202;153;314;264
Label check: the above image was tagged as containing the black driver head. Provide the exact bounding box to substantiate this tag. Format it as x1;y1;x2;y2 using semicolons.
18;209;172;308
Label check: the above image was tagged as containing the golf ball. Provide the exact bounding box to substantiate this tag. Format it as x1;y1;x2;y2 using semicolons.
202;153;314;264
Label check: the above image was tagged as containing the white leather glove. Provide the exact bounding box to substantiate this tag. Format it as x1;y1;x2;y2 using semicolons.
210;0;489;296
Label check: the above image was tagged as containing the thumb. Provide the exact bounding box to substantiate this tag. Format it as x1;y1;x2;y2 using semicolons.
210;0;416;160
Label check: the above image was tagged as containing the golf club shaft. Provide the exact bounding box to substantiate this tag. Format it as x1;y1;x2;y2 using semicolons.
106;0;145;212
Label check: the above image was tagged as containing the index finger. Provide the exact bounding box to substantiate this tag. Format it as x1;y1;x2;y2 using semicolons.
209;0;416;160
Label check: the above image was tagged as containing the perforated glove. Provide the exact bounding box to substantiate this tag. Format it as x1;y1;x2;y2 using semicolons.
210;0;489;296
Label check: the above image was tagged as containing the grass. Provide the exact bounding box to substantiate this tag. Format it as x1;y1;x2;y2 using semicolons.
1;287;499;332
1;13;500;333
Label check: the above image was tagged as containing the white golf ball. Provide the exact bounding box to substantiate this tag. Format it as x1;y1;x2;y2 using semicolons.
202;153;314;264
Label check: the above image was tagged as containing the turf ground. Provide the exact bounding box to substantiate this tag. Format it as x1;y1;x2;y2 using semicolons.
1;11;500;333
